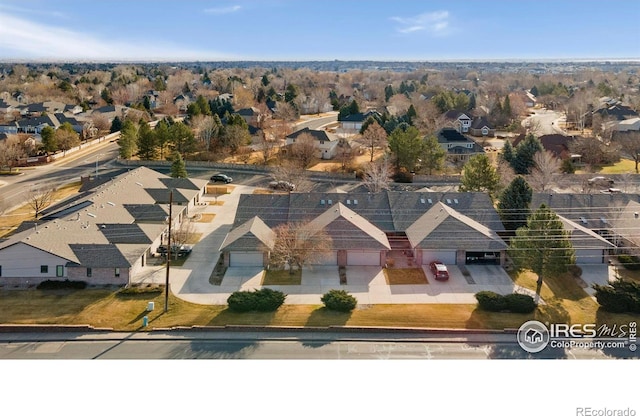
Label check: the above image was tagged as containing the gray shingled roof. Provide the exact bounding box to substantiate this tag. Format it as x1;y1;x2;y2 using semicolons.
557;215;614;250
220;216;275;252
306;203;390;250
406;202;507;251
287;127;337;143
0;166;204;270
99;223;152;244
69;244;131;268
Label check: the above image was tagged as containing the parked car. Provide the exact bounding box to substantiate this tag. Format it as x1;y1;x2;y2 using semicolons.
429;261;450;281
210;174;233;183
268;180;296;191
588;176;614;186
156;244;193;257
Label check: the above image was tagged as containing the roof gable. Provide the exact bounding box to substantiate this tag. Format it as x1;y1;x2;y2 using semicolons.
306;203;390;249
220;216;275;251
406;202;506;250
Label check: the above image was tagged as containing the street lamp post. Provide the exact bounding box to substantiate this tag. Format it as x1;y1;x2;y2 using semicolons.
164;190;173;313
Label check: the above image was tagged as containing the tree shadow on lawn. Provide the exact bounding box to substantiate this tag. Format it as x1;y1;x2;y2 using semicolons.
543;272;590;301
305;307;351;328
206;309;278;327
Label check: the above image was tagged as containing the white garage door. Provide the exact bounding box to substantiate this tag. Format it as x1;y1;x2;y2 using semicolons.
575;249;604;264
347;251;380;266
421;250;456;265
229;252;264;267
310;251;337;265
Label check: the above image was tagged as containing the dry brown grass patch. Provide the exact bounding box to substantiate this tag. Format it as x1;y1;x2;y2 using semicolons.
384;268;428;284
196;213;216;223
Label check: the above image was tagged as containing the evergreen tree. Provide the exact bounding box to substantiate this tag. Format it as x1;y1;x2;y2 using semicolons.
170;152;188;178
285;84;298;104
509;204;575;303
387;126;424;172
155;119;171;160
421;135;446;174
459;154;500;194
512;134;543;174
118;120;139;159
530;85;539;97
196;95;211;115
261;74;270;87
40;125;57;154
502;95;512;120
110;116;123;133
168;122;196;157
501;139;515;163
406;104;417;125
468;94;476;111
384;84;394;102
137;122;157;160
498;176;532;231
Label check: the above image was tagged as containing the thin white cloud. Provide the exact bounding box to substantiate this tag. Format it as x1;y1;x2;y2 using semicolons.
0;12;231;61
204;5;242;14
391;10;452;36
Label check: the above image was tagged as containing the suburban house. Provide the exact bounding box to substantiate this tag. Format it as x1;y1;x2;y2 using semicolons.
512;134;575;160
173;93;195;112
285;127;339;160
339;110;381;131
437;128;485;161
219;191;507;268
469;116;495;137
609;117;640;132
529;193;640;263
0;167;208;286
444;110;473;133
16;114;60;134
235;107;262;127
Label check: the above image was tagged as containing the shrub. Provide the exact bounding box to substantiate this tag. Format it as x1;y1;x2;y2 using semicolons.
37;279;87;290
227;288;286;312
618;255;640;271
476;291;536;313
118;285;164;295
593;279;640;313
475;291;508;311
567;264;582;277
392;168;413;183
253;288;286;312
321;289;357;312
504;293;537;313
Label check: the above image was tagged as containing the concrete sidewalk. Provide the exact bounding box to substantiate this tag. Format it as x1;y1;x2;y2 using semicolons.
131;184;612;306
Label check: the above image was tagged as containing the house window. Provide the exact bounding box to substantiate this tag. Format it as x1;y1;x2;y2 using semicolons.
41;265;48;274
86;268;92;278
56;265;64;277
115;268;120;278
320;141;325;144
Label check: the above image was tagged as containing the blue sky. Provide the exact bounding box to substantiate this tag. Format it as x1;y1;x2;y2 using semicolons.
0;0;638;61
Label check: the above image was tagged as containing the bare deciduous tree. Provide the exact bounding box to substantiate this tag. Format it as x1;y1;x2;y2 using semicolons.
191;115;219;150
290;132;317;168
362;156;393;193
361;121;387;162
497;158;517;190
528;151;562;192
613;131;640;173
0;136;27;172
269;222;333;274
26;186;54;219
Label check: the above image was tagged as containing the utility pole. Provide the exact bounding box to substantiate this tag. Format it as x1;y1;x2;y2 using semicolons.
164;190;173;313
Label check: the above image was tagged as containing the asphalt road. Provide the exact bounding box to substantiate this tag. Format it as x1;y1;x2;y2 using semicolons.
0;331;632;359
522;108;566;135
0;140;120;212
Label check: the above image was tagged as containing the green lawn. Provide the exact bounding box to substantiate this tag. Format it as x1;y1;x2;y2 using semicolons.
262;269;302;285
594;158;637;174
